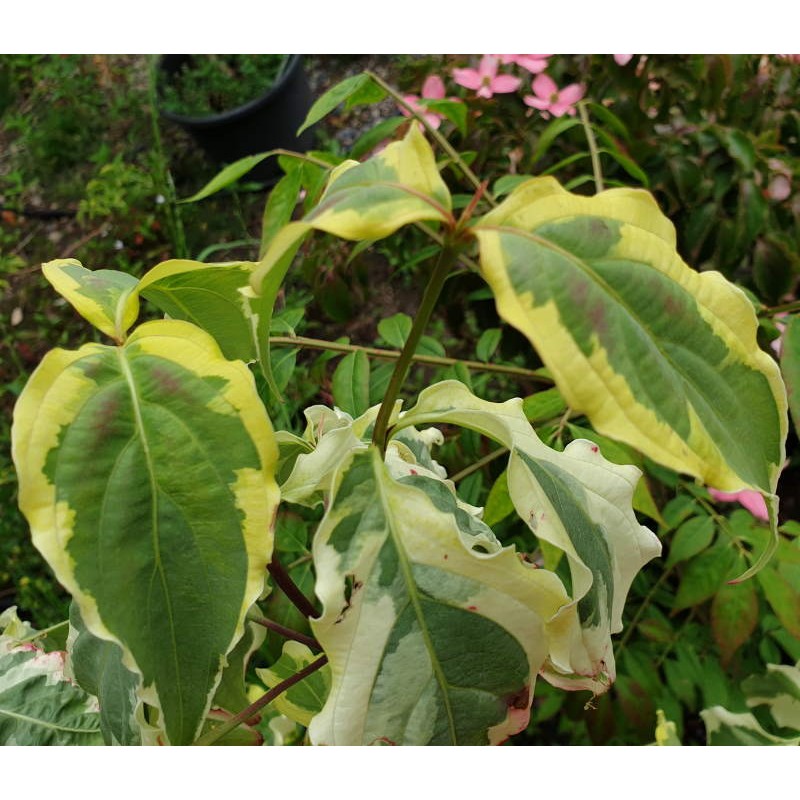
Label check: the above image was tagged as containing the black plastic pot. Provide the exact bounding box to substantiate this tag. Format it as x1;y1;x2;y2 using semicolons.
158;54;315;182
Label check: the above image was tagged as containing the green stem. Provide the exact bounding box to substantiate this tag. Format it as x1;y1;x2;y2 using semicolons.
365;70;496;208
449;447;508;484
655;608;697;669
414;221;481;273
245;612;321;652
268;335;554;384
691;492;751;562
578;102;604;194
16;619;70;645
371;244;462;453
616;566;673;657
192;654;329;746
763;299;800;316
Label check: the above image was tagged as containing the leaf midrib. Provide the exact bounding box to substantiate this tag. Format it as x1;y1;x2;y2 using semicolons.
372;454;458;744
0;702;100;736
116;349;184;741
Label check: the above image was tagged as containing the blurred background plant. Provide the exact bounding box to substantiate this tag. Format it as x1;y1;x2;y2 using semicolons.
1;53;798;745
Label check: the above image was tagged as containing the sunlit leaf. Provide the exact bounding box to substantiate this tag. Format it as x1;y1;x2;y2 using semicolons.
473;177;787;578
137;259;257;362
310;446;577;745
42;259;139;342
393;380;661;692
11;319;280;744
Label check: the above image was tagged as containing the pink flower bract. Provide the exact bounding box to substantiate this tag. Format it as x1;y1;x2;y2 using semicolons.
523;73;585;118
453;55;521;99
614;54;634;66
708;488;769;521
401;74;450;129
495;54;552;74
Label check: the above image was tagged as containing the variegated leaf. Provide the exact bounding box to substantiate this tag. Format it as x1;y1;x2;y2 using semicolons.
310;446;578;745
43;259;139;342
280;402;401;505
702;661;800;745
11;319;280;745
393;380;661;691
248;125;453;397
473;178;786;577
137;259;258;362
212;617;267;716
67;602;141;745
0;620;103;745
256;641;331;727
701;707;799;745
0;606;37;645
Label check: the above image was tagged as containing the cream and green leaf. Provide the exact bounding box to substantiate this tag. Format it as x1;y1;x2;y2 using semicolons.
248;124;454;397
256;641;331;727
11;319;280;745
43;259;139;342
702;661;800;745
137;258;259;363
473;178;786;577
67;602;141;746
310;446;579;745
1;613;103;745
392;380;661;691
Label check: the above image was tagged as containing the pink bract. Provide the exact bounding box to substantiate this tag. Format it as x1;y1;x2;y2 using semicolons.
708;488;769;521
523;73;585;117
495;54;552;74
614;54;634;66
401;74;451;130
453;55;521;99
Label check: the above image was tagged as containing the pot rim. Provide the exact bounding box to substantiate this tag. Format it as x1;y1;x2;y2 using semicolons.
158;54;304;128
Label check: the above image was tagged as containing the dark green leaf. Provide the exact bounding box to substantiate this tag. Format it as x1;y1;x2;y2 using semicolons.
483;469;514;527
350;116;405;160
563;174;595;191
492;175;535;198
673;542;737;610
757;566;800;638
719;128;757;172
332;350;370;417
417;335;446;357
181;152;279;203
531;117;582;164
475;328;501;362
522;388;567;423
587;102;630;142
422;99;467;136
68;603;141;745
345;79;386;109
377;313;412;349
753;240;795;305
298;74;379;135
780;315;800;439
369;362;394;406
666;515;716;569
598;147;649;187
260;167;303;255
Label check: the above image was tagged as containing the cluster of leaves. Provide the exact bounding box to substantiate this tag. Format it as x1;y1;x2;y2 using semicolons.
2;56;799;747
